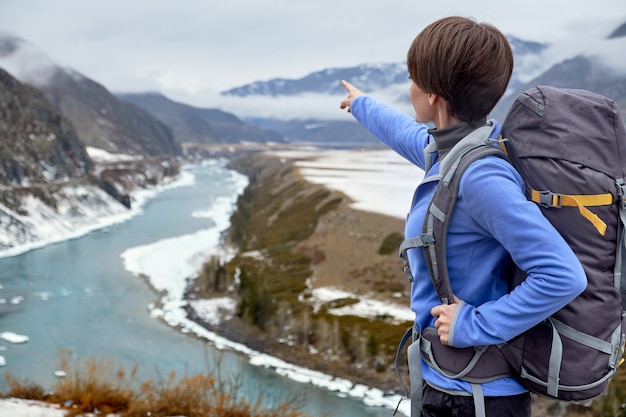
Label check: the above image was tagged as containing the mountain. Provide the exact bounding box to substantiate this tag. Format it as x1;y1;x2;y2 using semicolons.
0;67;91;185
222;62;409;97
608;22;626;39
218;36;553;144
116;92;284;144
221;63;411;144
0;41;185;254
222;36;546;101
41;69;182;157
505;36;549;94
0;67;133;252
491;55;626;122
0;34;181;157
222;30;626;140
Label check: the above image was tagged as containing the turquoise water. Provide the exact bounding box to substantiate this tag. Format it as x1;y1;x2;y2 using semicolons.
0;161;391;417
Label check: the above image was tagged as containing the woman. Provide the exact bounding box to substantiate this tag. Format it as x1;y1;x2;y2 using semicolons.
339;16;586;417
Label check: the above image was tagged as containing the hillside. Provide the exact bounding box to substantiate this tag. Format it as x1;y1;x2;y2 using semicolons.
40;68;182;157
0;67;180;255
0;34;181;157
0;68;91;185
188;151;411;393
117;92;284;144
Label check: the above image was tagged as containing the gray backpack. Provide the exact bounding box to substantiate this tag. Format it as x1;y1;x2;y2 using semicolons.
397;86;626;414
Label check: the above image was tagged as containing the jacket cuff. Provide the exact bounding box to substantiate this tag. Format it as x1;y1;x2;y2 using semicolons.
448;299;465;346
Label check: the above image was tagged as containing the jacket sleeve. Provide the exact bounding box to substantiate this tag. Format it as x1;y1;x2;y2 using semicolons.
448;157;587;347
350;96;430;170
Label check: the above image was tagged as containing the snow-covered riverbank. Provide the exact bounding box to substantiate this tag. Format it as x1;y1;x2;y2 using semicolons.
0;147;190;260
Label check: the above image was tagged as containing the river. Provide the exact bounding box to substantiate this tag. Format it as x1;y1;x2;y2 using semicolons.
0;160;395;417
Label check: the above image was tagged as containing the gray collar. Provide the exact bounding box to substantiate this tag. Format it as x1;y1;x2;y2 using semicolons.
428;119;488;161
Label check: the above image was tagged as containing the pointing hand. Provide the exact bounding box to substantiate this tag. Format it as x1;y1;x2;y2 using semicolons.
339;80;365;113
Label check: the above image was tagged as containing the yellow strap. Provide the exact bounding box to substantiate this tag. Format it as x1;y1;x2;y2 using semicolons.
497;135;509;157
497;139;612;235
531;189;612;236
530;190;614;207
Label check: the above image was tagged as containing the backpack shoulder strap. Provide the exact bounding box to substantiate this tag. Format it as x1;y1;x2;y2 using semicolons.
424;143;506;304
615;179;626;310
399;125;507;304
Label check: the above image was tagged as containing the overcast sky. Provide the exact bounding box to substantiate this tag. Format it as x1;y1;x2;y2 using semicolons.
0;0;625;112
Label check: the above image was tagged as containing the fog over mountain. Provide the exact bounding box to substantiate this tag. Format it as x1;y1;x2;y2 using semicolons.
0;33;280;147
0;21;625;147
0;34;180;156
214;29;626;125
116;92;284;145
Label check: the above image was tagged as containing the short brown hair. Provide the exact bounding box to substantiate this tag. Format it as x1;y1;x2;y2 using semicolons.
407;16;513;125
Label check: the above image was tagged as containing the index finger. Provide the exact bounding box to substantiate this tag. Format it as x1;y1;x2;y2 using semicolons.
341;79;356;93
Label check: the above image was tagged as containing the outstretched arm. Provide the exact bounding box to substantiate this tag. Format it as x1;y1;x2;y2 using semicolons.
339;79;429;168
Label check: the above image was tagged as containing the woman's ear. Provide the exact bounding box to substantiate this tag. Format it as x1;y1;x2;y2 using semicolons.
428;93;437;106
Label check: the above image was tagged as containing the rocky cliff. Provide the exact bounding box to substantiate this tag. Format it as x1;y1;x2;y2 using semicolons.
0;34;182;158
0;68;179;255
0;68;91;185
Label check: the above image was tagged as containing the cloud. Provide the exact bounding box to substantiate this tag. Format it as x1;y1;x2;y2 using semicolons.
0;0;624;111
542;36;626;75
160;81;414;122
0;36;58;86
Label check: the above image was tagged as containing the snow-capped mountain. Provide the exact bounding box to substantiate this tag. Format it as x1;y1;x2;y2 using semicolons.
216;35;553;144
217;36;552;143
221;36;548;101
223;62;409;97
218;28;626;142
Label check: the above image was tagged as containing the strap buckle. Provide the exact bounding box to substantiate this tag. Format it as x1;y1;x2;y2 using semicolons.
403;262;414;282
616;179;626;210
399;234;435;283
539;190;562;208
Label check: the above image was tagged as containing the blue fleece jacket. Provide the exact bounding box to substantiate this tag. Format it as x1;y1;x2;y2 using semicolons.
350;95;587;396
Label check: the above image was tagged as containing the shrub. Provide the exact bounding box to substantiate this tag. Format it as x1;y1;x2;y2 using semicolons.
48;350;135;415
3;350;310;417
378;232;404;255
5;375;47;401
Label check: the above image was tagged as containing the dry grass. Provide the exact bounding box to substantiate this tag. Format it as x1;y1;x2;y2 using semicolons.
4;349;310;417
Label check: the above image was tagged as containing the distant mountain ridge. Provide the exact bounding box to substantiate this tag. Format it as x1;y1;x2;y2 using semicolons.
2;23;626;152
222;36;548;100
223;62;409;97
117;92;284;144
219;28;626;141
